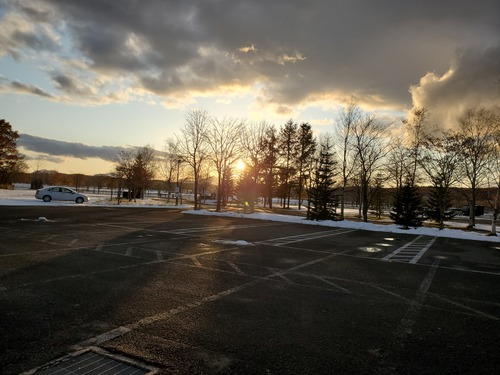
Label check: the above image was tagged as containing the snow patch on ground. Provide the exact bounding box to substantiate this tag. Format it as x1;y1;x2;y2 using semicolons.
1;188;498;243
213;239;253;246
0;188;189;208
185;209;500;243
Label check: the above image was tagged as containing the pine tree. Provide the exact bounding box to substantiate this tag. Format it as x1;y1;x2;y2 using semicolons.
426;185;453;228
307;139;338;221
390;184;424;229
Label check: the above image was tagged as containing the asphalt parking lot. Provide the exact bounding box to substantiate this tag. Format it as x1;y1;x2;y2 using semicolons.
1;206;499;374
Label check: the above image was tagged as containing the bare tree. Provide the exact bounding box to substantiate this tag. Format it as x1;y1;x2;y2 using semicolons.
352;112;391;222
486;124;500;235
72;173;85;191
386;138;408;191
420;132;461;229
114;149;135;203
176;109;210;210
207;116;245;211
240;121;269;212
403;107;432;186
161;138;185;203
334;97;360;220
29;156;46;189
454;107;499;227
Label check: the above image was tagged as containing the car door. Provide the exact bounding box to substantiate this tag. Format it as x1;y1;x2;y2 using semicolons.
46;187;61;201
60;188;75;201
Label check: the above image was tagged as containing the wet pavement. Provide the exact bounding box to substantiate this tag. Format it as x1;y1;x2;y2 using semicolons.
1;206;499;374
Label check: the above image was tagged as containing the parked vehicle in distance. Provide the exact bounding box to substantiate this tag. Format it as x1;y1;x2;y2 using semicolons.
35;186;89;203
444;208;463;218
461;205;485;217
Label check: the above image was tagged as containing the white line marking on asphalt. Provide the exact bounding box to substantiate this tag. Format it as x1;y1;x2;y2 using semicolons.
191;257;202;267
429;294;499;321
76;327;132;347
393;259;440;347
366;284;412;302
75;253;340;349
258;229;355;246
267;268;295;283
69;239;79;246
90;248;144;259
382;236;437;264
155;251;163;261
312;275;351;294
226;261;245;275
410;237;437;264
125;247;132;256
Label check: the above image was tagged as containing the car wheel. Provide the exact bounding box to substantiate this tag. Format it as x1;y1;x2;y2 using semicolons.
75;197;84;204
43;195;51;202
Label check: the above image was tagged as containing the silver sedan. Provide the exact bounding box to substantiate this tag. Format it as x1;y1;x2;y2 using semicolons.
35;186;89;203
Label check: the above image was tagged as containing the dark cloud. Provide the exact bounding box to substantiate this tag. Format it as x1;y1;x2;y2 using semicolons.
51;74;94;96
10;80;54;98
2;0;499;116
23;153;65;164
18;134;130;161
410;45;500;129
11;29;59;52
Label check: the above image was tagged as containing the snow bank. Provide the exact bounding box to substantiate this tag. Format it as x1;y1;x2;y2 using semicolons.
184;209;500;243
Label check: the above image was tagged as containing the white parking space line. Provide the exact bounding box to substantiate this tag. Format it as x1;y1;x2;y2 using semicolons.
267;268;295;283
258;229;355;246
382;236;437;264
75;252;340;350
225;261;245;275
190;256;203;267
311;275;351;294
161;223;283;235
429;293;498;321
393;259;439;346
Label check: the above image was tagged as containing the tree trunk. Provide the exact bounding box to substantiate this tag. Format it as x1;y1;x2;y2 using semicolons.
490;217;497;236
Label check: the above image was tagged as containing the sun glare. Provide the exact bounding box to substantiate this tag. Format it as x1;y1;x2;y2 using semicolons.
236;160;246;171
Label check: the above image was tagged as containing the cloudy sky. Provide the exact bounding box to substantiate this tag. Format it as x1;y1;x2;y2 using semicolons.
1;0;499;175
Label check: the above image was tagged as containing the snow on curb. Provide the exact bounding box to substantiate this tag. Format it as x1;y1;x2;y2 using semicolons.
184;209;500;243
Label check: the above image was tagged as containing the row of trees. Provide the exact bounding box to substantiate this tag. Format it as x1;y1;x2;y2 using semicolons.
3;101;498;235
131;104;497;234
388;107;500;232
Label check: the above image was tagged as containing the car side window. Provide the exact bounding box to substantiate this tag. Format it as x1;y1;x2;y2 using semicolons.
49;187;58;192
62;188;71;193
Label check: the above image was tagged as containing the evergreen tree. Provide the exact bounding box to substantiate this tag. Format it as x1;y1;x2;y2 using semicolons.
0;119;26;186
261;126;279;208
390;184;424;229
426;184;453;227
307;139;338;221
278;120;298;208
296;122;316;210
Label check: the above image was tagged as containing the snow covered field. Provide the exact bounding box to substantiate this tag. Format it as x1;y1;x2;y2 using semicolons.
1;187;498;243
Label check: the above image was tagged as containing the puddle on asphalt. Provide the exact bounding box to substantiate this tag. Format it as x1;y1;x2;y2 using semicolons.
359;246;383;253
